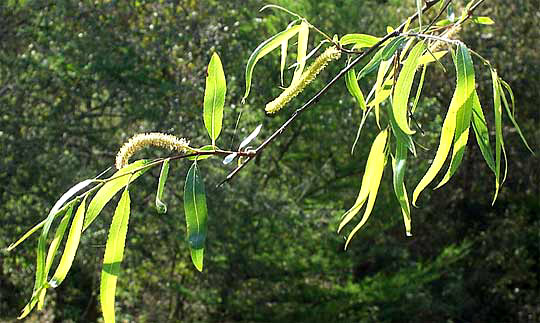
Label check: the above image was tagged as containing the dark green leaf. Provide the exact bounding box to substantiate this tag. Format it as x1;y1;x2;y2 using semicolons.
184;162;208;272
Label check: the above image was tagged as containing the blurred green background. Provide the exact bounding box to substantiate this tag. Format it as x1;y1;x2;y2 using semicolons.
0;0;538;322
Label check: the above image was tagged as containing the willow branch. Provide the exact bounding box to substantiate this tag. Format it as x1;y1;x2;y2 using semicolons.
220;0;445;185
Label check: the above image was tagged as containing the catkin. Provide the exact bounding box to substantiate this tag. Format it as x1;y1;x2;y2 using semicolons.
265;46;341;114
115;132;191;169
429;25;462;52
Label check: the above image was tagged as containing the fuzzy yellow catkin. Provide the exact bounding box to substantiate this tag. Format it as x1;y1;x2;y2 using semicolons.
265;46;341;114
429;25;462;52
115;132;191;169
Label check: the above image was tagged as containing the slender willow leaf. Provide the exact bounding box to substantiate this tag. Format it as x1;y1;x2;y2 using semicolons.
184;162;208;272
38;203;76;307
280;39;288;86
340;33;380;48
472;16;495;24
351;107;372;155
499;78;534;154
417;50;447;66
50;196;87;288
343;129;388;249
188;145;214;161
471;91;496;173
203;53;227;145
291;21;309;85
392;41;425;135
411;64;427;114
491;69;505;204
339;130;388;232
392;137;412;236
370;58;393;126
18;285;46;319
416;0;423;30
8;179;93;251
243;24;302;101
155;159;170;214
413;43;475;206
101;188;131;323
436;45;475;188
357;36;405;80
83;160;151;232
345;67;366;111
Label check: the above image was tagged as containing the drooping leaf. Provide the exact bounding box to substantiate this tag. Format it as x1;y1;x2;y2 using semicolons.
203;53;227;145
498;78;534;154
417;50;447;66
413;43;475;206
155;159;170;214
436;45;476;188
184;162;208;272
38;203;76;307
340;33;380;48
369;57;393;126
345;67;366;111
50;196;87;288
416;0;423;30
357;36;405;81
471;91;496;173
491;69;505;204
339;130;388;234
280;39;288;86
472;16;495;25
243;23;302;101
291;21;309;85
392;128;412;236
411;64;427;114
8;179;94;252
392;41;425;135
343;129;389;249
351;108;372;155
100;188;131;323
83;160;151;232
23;175;91;316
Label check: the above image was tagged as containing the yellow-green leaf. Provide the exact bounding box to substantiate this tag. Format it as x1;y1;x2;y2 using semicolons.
413;43;475;206
38;203;76;308
291;21;309;85
203;53;227;145
100;188;131;323
339;130;388;243
491;69;505;204
357;36;405;80
345;67;366;111
83;160;151;232
436;45;476;188
417;50;447;66
472;16;495;25
50;196;87;288
344;129;388;249
155;159;169;214
340;33;380;48
243;23;302;102
392;41;425;135
280;39;288;86
499;78;534;154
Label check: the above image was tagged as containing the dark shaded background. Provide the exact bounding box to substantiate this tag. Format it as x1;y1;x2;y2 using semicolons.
1;0;538;322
